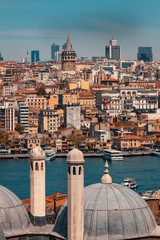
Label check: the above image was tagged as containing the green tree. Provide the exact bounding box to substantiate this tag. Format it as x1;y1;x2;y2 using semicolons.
16;124;25;134
69;130;85;148
37;87;47;96
0;130;9;145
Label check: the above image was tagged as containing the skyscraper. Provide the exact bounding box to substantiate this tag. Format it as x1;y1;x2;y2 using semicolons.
31;50;40;63
105;39;121;60
0;53;3;61
137;47;153;62
51;44;59;61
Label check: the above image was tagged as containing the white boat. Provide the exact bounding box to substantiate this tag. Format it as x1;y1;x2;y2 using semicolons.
103;149;123;161
121;178;137;190
152;149;160;156
45;149;56;161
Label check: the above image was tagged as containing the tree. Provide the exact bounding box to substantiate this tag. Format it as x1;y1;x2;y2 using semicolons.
69;129;85;148
0;130;9;145
16;124;25;134
37;87;47;96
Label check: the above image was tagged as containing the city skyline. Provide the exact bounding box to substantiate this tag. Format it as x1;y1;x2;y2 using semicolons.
1;0;160;61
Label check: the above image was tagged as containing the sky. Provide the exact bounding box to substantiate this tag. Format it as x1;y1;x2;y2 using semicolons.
0;0;160;61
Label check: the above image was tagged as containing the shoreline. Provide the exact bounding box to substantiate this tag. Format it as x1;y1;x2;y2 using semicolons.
0;151;152;159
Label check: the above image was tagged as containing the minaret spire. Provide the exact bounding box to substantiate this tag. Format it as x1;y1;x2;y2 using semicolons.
101;160;112;184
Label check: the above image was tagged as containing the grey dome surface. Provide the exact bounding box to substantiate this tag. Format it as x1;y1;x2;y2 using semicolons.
0;185;30;237
53;183;157;240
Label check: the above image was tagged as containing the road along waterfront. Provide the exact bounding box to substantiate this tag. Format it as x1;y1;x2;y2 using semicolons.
0;155;159;200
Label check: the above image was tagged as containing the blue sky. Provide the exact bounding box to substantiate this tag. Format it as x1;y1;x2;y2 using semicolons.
0;0;160;61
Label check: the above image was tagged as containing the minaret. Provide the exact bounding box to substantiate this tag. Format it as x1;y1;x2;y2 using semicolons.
61;33;76;71
66;148;85;240
30;146;46;226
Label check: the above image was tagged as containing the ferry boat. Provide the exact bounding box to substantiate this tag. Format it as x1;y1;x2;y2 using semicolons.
121;178;137;190
103;149;123;161
152;149;160;156
45;149;56;161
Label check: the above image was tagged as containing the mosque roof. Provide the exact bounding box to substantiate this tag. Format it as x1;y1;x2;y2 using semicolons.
0;185;30;238
53;183;157;239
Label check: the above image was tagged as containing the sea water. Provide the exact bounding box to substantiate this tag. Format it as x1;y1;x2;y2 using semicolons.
0;155;159;199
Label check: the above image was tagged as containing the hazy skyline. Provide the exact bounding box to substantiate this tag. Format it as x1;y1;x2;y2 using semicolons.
1;0;160;61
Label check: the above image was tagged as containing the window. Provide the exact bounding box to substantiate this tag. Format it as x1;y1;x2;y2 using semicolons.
79;167;82;175
41;162;44;170
73;167;76;175
35;162;39;170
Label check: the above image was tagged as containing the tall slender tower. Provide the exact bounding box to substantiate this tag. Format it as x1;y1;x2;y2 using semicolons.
66;148;85;240
61;33;76;71
30;146;46;226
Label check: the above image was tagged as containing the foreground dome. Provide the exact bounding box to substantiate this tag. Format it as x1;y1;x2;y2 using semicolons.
53;183;157;240
0;185;30;237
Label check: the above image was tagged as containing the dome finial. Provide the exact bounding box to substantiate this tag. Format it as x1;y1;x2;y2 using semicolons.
101;160;112;184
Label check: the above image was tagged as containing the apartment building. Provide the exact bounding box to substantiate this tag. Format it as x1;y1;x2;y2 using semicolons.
96;87;158;116
39;109;60;133
26;95;47;109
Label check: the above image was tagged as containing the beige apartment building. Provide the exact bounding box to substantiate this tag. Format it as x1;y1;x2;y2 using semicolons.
39;109;60;134
26;95;47;109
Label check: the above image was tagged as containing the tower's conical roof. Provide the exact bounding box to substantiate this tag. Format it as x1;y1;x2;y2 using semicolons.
65;32;73;51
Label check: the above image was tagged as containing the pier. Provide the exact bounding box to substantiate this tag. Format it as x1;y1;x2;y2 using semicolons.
0;154;30;159
56;153;103;158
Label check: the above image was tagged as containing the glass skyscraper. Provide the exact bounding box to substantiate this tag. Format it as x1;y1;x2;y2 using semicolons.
137;47;153;62
105;39;121;60
31;50;40;63
51;44;59;61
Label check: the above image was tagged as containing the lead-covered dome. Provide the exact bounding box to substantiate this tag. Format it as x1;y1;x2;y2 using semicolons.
53;183;157;240
0;185;30;237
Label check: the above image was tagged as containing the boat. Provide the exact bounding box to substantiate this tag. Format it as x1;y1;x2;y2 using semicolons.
152;149;160;156
141;190;155;199
44;149;56;161
103;149;123;161
121;178;137;190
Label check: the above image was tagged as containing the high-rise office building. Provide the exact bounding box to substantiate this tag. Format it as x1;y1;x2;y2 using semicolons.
51;44;59;61
31;50;40;63
105;39;121;60
62;43;66;50
0;53;3;61
137;47;153;62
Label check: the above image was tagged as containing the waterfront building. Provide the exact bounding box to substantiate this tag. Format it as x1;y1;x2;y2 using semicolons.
39;109;60;133
61;33;76;71
105;39;121;60
19;102;29;134
31;50;40;63
64;104;81;129
137;47;153;62
51;43;59;61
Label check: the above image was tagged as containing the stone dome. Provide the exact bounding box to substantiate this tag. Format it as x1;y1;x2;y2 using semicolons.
66;148;85;164
53;183;157;240
30;146;46;160
0;185;30;237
